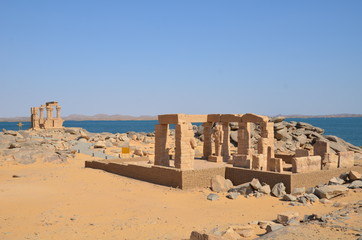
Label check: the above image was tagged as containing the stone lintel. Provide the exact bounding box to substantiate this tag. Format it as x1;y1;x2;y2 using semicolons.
220;114;243;123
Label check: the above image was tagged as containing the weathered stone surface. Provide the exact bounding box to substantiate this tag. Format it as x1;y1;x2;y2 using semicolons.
291;187;305;196
349;171;362;181
250;178;262;191
314;185;349;199
271;183;286;198
211;175;230;193
283;194;297;201
277;211;300;225
266;223;284;233
259;184;271;195
229;182;253;196
190;231;222;240
328;177;344;185
94;141;106;148
348;180;362;189
292;156;321;173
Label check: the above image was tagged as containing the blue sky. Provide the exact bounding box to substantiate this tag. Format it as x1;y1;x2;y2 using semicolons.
1;1;361;117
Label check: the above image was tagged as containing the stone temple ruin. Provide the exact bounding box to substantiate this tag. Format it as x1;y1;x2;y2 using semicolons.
30;101;64;130
86;113;360;193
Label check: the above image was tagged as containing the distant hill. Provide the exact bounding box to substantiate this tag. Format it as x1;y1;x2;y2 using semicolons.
0;114;157;122
280;114;362;118
63;114;157;121
1;113;362;122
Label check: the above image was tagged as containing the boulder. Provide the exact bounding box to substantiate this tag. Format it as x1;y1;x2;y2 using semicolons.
314;185;349;199
291;187;305;196
211;175;231;193
349;171;361;181
328;177;344;185
266;224;284;233
348;180;362;189
259;184;271;195
250;178;262;191
226;192;239;200
271;183;286;198
207;193;219;201
9;143;21;149
229;182;253;196
277;211;300;225
271;116;285;123
283;194;297;201
94;141;106;148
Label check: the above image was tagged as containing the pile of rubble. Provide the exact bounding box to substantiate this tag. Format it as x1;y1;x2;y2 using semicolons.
198;170;362;239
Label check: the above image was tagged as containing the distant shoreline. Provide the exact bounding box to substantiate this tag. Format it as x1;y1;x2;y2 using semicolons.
1;114;362;122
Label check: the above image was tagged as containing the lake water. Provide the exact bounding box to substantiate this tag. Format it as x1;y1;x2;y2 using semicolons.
1;117;361;146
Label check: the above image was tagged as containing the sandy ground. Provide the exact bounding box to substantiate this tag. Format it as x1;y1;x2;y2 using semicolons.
0;154;361;240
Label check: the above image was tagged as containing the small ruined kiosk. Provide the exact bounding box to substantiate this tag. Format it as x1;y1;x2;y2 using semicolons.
30;101;64;130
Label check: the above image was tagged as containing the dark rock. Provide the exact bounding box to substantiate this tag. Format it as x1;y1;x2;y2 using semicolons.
226;192;239;200
207;193;219;201
266;224;284;233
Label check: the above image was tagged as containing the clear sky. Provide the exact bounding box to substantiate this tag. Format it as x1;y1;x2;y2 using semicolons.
1;1;361;117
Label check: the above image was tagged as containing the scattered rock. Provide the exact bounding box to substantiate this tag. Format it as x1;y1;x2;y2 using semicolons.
320;198;332;204
348;180;362;189
266;223;284;233
250;178;262;191
271;183;286;198
226;192;239;200
328;177;344;185
314;185;349;199
283;194;297;201
229;182;253;196
349;171;361;181
291;187;305;196
207;193;220;201
277;211;300;225
259;184;271;195
94;141;106;148
211;175;232;193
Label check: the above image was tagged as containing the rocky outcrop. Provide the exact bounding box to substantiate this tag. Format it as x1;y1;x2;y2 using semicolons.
193;118;362;161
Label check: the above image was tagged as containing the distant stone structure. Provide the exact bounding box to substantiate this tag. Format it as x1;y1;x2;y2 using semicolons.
30;101;64;130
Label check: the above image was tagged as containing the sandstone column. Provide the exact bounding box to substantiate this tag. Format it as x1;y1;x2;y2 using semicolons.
46;106;53;120
56;106;61;119
175;122;194;170
238;122;251;158
154;124;170;167
221;122;230;162
30;107;40;129
202;122;212;159
39;106;45;123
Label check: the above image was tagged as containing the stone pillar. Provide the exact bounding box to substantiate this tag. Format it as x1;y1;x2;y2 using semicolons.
46;106;53;120
30;107;40;129
175;122;194;170
202;122;212;159
39;106;45;123
238;122;251;159
154;124;170;167
56;106;61;119
221;122;230;162
260;122;275;158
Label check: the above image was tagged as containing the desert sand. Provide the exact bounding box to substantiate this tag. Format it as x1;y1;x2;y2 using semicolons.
1;153;361;240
